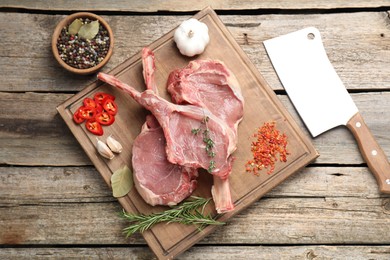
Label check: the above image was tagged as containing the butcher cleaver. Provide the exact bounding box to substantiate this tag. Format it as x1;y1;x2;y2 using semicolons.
264;27;390;193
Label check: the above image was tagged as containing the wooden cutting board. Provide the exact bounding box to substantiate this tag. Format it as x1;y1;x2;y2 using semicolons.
57;6;318;259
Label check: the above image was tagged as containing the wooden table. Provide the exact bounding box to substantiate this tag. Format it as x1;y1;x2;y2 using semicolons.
1;2;390;259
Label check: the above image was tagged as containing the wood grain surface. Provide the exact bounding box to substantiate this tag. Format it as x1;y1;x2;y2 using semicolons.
56;8;317;259
1;2;390;259
1;0;389;11
1;11;389;92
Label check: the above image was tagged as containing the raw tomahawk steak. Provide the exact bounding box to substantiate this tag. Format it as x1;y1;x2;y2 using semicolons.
98;72;236;213
131;48;198;206
166;57;245;213
132;114;198;206
167;59;244;141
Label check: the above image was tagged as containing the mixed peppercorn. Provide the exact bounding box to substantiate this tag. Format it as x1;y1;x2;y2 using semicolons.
245;121;289;175
56;18;110;69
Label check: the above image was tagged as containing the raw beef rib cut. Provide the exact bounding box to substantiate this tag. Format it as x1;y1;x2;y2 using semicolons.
131;48;198;206
98;72;236;213
132;115;198;206
167;59;244;141
166;57;245;214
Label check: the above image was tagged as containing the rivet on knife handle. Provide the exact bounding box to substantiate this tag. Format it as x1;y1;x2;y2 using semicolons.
346;112;390;194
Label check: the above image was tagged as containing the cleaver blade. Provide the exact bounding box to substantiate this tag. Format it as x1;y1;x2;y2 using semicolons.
264;27;390;194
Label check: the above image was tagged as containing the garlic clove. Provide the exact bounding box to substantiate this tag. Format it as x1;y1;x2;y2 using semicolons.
107;135;123;153
97;138;114;159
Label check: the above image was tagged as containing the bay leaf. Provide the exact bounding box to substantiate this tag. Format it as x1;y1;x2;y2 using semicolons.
78;20;100;40
111;165;133;198
68;18;83;35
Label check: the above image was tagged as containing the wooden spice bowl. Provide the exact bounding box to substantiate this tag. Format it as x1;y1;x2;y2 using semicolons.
51;12;114;75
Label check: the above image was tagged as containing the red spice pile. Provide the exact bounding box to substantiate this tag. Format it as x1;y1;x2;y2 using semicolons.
245;121;289;175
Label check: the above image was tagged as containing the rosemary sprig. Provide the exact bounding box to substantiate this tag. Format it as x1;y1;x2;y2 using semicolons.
120;196;224;237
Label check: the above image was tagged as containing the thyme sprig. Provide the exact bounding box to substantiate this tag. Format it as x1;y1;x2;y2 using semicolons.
192;116;216;173
120;196;224;237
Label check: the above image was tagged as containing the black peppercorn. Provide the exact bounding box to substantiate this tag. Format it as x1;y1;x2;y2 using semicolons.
56;18;110;69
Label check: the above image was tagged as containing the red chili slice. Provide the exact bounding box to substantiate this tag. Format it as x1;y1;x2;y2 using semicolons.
85;119;103;136
96;103;104;114
94;92;115;104
102;98;118;116
78;106;97;119
96;111;115;126
83;97;97;108
73;110;85;124
72;92;118;134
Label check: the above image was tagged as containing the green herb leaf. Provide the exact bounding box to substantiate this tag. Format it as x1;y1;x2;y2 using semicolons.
68;18;83;35
191;116;217;173
191;128;200;135
208;160;216;173
78;20;100;40
111;165;133;198
120;196;224;237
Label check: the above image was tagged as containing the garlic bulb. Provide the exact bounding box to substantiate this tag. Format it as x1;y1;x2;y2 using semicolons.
107;135;123;153
174;18;209;57
97;138;114;159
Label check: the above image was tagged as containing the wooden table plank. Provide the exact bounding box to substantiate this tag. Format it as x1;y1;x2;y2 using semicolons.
1;0;389;12
0;92;90;166
1;192;389;245
1;166;389;245
1;5;390;259
1;12;389;92
1;246;390;260
2;92;390;166
0;166;385;206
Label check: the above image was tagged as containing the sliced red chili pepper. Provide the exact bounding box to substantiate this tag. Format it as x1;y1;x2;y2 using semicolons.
94;92;115;104
96;111;115;126
85;119;103;136
95;103;104;114
102;98;118;116
78;106;97;119
73;110;85;124
83;97;97;108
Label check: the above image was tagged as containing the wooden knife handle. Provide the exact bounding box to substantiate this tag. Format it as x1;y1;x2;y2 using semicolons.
346;112;390;194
